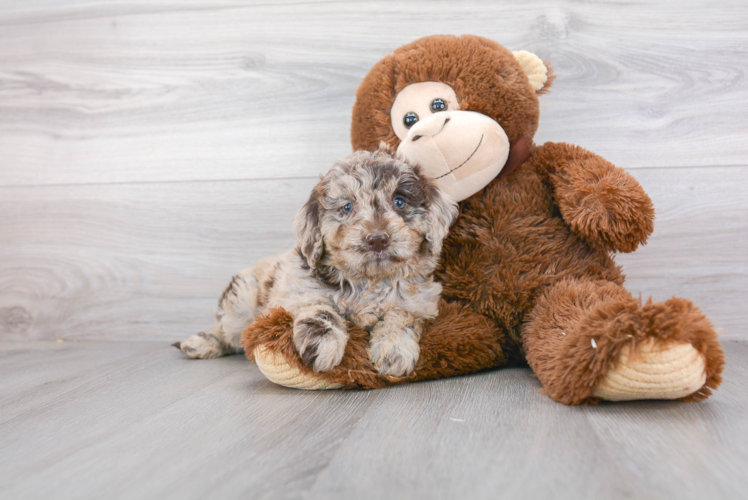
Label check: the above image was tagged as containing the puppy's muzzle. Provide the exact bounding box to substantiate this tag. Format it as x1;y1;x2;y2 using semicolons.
366;233;390;252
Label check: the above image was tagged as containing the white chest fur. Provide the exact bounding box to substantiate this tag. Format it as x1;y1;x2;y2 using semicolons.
266;250;441;329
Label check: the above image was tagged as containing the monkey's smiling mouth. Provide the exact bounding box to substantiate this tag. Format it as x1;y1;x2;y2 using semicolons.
434;134;484;180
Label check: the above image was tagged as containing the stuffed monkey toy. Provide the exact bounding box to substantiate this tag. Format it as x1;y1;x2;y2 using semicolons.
243;35;724;404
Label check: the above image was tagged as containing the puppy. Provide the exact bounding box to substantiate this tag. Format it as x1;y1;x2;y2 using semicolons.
175;149;457;376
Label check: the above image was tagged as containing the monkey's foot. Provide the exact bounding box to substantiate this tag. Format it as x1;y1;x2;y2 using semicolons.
254;345;342;390
593;339;706;401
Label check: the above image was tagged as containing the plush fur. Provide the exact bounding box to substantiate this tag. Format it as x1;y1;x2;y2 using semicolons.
178;149;457;377
241;34;724;404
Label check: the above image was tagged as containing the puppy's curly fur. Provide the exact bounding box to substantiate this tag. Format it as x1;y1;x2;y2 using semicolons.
176;149;457;376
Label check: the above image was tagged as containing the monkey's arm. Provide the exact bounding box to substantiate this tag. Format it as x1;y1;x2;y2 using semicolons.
534;142;655;253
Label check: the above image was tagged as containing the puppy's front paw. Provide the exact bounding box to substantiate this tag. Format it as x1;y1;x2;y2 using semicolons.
293;308;348;373
174;332;226;359
368;328;420;377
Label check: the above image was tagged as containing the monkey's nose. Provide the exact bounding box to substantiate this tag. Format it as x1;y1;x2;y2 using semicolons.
408;114;451;142
366;233;390;252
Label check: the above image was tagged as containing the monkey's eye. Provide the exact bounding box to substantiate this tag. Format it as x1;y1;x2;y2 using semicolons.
393;196;406;209
431;98;447;112
342;202;354;214
403;112;419;128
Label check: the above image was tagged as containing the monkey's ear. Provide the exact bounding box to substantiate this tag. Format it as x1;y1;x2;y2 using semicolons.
512;50;554;93
292;189;325;269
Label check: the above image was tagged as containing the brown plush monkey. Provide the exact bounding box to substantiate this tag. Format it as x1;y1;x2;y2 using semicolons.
243;35;724;404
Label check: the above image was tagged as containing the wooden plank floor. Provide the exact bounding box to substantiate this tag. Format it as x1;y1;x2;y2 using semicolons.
1;340;746;500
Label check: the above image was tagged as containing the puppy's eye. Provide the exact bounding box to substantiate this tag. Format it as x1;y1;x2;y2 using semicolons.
393;196;406;209
341;202;354;214
403;112;419;129
431;98;447;112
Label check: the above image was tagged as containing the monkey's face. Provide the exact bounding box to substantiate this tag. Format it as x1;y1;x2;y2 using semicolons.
391;82;511;202
350;35;552;202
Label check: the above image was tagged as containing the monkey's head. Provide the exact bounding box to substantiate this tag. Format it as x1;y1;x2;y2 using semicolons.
351;35;553;201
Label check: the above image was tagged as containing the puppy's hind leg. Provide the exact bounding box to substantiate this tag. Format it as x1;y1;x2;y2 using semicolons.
176;261;273;359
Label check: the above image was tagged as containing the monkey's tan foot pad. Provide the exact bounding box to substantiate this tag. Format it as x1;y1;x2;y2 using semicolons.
253;345;342;390
592;339;706;401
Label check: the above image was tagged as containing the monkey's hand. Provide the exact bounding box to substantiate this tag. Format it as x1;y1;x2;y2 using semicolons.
537;142;655;253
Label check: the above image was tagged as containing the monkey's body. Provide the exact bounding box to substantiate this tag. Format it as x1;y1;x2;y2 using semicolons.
437;144;625;360
426;142;721;403
241;35;724;404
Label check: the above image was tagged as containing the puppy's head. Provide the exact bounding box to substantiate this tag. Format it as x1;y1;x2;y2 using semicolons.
293;148;458;281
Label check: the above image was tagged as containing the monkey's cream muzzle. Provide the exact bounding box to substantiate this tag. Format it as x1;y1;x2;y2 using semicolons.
397;110;510;202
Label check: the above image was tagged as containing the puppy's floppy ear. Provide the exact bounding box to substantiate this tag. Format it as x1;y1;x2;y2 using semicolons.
293;186;325;269
421;176;458;257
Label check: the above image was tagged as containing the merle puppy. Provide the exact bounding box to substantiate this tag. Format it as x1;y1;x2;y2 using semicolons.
175;149;457;376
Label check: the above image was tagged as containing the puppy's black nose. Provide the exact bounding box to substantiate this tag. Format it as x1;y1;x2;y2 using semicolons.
366;233;390;252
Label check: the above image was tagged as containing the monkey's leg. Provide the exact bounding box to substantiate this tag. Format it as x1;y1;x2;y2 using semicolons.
523;277;724;405
243;300;510;389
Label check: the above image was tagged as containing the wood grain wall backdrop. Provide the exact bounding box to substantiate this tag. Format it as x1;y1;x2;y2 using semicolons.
0;0;746;341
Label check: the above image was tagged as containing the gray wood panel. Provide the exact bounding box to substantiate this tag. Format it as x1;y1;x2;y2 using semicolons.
0;176;317;341
0;1;746;338
0;0;746;187
1;166;745;341
1;340;747;499
618;166;748;340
